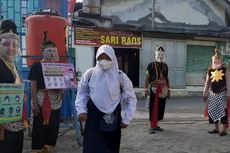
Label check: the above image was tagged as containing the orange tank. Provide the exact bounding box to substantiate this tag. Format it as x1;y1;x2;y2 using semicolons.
26;11;69;66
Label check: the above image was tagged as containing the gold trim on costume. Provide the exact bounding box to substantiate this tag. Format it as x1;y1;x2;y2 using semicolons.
210;69;224;82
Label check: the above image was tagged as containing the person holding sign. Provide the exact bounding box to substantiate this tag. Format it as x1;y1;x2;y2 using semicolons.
0;19;27;153
28;40;65;153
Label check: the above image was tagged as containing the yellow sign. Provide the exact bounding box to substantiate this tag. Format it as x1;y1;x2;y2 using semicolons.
74;27;142;48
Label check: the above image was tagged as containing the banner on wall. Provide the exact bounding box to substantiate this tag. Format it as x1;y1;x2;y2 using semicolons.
74;27;142;48
42;63;77;89
0;84;24;124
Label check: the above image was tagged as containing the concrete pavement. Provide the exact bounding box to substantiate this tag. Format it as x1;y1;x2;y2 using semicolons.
134;86;204;98
22;96;230;153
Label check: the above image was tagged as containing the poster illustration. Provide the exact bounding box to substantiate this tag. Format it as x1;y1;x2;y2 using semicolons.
0;84;24;124
42;63;77;89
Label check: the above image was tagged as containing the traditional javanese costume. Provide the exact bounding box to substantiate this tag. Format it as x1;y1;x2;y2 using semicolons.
28;62;64;151
203;51;230;125
146;61;169;129
0;19;28;153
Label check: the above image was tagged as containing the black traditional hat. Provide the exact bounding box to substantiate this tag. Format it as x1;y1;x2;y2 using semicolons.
0;19;17;34
0;19;18;40
156;46;164;52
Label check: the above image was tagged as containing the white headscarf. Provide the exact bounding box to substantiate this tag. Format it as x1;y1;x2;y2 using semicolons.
89;45;121;114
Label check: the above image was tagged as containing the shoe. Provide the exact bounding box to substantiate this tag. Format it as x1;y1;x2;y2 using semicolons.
154;126;164;131
219;131;227;136
149;128;155;134
208;130;219;134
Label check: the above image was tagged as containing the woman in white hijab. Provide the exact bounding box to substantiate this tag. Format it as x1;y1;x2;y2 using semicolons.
75;44;137;153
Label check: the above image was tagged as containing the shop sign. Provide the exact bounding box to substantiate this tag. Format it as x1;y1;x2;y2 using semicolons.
74;27;142;48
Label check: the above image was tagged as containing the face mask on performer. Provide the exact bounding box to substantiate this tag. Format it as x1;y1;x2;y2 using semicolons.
0;19;20;63
155;46;165;63
43;47;59;62
212;49;222;69
41;40;59;62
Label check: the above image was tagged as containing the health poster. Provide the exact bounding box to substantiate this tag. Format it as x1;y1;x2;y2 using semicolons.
42;63;77;89
0;84;24;124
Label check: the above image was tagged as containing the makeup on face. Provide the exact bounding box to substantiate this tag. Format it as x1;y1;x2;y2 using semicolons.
212;59;222;69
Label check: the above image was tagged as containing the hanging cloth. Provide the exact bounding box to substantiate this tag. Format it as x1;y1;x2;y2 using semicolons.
151;82;162;128
227;100;230;128
12;63;29;128
22;95;29;128
203;103;208;118
42;91;51;125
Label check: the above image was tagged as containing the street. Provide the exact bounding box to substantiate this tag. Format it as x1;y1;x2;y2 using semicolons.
23;96;230;153
2;0;230;153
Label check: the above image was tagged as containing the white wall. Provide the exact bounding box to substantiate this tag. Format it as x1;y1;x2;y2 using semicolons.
140;38;186;88
75;45;94;77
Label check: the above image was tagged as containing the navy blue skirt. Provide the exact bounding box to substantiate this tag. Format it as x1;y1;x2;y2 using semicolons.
83;99;121;153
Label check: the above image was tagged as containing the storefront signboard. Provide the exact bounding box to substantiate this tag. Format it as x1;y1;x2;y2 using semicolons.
74;27;142;48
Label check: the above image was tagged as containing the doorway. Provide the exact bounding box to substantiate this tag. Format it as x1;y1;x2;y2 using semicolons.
114;48;139;87
94;47;139;87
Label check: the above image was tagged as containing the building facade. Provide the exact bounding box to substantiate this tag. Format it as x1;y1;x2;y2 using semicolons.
73;0;230;88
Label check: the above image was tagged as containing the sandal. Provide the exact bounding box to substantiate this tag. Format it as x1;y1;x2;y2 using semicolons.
154;126;164;131
208;129;219;134
149;128;155;134
219;131;227;136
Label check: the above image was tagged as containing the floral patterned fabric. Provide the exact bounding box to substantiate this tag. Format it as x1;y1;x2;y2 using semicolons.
36;90;64;110
5;121;24;132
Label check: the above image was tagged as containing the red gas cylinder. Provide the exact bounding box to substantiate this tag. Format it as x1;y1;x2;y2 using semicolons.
26;10;69;66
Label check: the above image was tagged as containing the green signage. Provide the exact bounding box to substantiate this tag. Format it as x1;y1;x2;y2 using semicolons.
0;84;24;124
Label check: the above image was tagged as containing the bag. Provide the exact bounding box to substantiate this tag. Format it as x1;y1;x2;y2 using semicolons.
99;112;118;132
